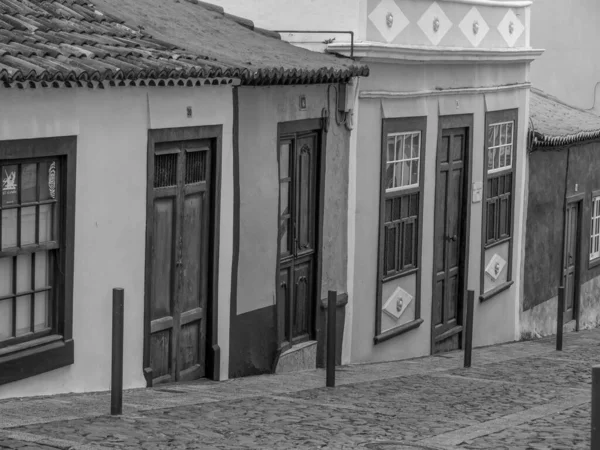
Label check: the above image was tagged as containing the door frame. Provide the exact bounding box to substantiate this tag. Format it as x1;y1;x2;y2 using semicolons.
561;192;584;330
430;114;474;355
143;125;223;386
275;118;326;354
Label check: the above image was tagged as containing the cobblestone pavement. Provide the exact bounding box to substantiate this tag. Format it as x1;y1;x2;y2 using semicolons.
0;330;598;449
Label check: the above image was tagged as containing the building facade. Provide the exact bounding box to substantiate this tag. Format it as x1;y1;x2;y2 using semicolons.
329;0;541;363
521;89;600;338
0;0;367;399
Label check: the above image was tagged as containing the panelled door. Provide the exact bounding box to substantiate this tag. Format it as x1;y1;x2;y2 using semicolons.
278;131;319;349
146;139;212;385
562;201;581;323
433;127;468;354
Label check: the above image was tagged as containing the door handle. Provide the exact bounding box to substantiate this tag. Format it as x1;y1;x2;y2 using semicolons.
446;235;457;242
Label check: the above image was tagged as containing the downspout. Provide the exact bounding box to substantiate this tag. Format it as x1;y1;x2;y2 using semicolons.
558;145;571;331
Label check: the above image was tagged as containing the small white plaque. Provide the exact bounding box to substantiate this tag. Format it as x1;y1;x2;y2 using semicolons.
485;254;506;281
472;181;483;203
383;286;413;321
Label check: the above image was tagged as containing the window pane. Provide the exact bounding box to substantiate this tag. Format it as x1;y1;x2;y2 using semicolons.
410;159;419;185
402;161;411;187
505;145;512;167
280;142;290;179
15;295;31;336
499;124;507;145
34;251;48;289
21;164;37;203
34;291;49;331
16;253;32;293
487;125;495;149
394;162;402;188
280;182;289;216
1;208;17;249
39;204;54;243
487;201;496;242
403;221;414;267
21;206;36;246
493;145;500;169
39;160;58;201
0;257;12;297
387;136;395;163
2;164;18;206
0;300;12;340
488;147;495;171
402;136;411;160
499;146;505;168
493;125;500;146
506;122;514;144
412;133;420;158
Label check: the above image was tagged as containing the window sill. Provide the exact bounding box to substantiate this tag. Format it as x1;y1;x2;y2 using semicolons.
0;336;74;386
479;281;514;303
484;236;511;250
589;258;600;271
374;318;424;345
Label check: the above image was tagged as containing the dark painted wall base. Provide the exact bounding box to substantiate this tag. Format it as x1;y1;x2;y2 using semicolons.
316;293;347;368
228;305;278;378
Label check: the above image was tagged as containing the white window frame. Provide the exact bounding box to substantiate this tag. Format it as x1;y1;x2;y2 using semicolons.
385;131;421;193
487;121;514;174
591;195;600;261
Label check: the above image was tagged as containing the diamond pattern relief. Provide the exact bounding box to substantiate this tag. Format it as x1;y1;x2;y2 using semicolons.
417;2;452;46
498;9;525;47
459;7;489;47
368;0;409;43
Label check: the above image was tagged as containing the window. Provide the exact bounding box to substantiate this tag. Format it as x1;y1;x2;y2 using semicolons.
480;109;518;300
591;195;600;261
485;120;515;245
376;117;426;343
0;137;75;386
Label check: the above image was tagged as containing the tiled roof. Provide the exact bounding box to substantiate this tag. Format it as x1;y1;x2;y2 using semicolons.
530;88;600;148
0;0;369;88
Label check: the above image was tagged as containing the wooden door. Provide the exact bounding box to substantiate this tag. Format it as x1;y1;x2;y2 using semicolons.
563;201;581;322
147;140;211;385
433;127;468;354
278;132;319;348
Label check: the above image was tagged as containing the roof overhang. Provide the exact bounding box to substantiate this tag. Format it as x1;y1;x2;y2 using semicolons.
327;42;544;65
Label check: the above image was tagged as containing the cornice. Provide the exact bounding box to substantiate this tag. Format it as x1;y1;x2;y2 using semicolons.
327;42;544;64
438;0;532;7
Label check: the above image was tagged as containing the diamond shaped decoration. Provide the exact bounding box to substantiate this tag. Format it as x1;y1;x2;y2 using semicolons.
383;286;413;321
417;2;452;46
498;9;525;47
368;0;409;43
485;254;507;281
459;7;489;47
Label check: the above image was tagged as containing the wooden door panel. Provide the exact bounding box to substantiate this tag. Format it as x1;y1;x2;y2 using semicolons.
151;198;175;321
147;140;212;386
433;127;467;354
296;134;316;255
292;260;312;343
279;266;292;345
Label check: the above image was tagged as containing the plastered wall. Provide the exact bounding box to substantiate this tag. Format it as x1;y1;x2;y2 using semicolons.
0;85;234;399
351;61;528;364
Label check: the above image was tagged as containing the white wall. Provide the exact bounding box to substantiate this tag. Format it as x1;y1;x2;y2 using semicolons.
0;85;234;399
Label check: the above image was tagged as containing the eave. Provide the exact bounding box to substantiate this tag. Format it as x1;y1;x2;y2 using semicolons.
327;42;544;65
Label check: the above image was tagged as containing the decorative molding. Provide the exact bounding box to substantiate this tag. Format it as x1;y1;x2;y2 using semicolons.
438;0;532;7
328;42;543;64
360;82;531;100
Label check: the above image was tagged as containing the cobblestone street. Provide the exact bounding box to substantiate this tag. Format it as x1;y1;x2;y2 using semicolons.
1;329;598;449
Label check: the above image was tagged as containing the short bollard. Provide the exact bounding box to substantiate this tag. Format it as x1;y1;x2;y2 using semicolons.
556;286;565;351
111;288;124;416
326;290;337;388
464;290;475;368
592;365;600;448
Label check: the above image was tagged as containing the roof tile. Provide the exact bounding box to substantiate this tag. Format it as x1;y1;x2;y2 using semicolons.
0;0;368;86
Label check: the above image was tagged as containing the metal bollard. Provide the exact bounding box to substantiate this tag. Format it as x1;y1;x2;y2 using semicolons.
326;290;337;388
464;290;475;368
111;288;124;416
557;286;565;351
592;365;600;448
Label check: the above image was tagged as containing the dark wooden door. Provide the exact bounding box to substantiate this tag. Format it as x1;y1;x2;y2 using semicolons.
278;132;319;348
563;201;581;322
147;140;211;385
433;127;468;354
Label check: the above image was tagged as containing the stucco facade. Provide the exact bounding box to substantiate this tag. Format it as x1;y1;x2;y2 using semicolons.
0;85;235;399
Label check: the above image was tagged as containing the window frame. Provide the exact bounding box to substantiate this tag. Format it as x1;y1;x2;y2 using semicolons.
590;191;600;269
480;109;518;302
0;136;75;386
375;117;426;344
